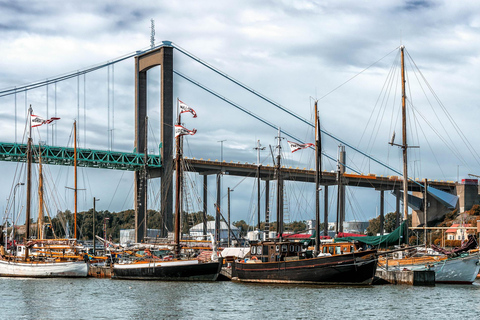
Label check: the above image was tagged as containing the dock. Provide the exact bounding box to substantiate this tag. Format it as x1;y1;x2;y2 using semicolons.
374;269;435;286
88;265;112;278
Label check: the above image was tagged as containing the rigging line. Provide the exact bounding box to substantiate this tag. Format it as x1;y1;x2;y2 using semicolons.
366;55;400;158
410;104;448;179
121;177;134;212
345;188;358;222
173;69;361;175
318;47;400;100
107;65;110;151
406;53;470;167
112;64;115;150
406;49;480;166
172;43;399;175
409;101;468;169
347;188;367;222
172;43;400;174
0;44;156;96
84;73;86;148
355;50;400;169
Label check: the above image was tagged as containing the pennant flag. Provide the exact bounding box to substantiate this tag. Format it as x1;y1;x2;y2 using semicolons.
287;141;314;153
31;114;60;128
175;124;197;138
179;100;197;118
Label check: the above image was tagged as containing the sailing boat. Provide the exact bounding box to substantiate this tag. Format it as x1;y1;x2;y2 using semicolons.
112;99;223;281
233;101;378;285
0;109;88;277
377;46;480;284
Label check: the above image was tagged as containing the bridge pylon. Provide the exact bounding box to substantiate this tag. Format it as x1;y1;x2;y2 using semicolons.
135;43;174;242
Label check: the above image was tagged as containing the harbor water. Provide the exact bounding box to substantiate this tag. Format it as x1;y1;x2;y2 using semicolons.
1;278;480;319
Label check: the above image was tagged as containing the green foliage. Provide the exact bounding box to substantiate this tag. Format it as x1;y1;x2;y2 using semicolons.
409;235;417;246
233;220;250;237
288;221;307;233
468;204;480;216
367;212;408;236
445;209;457;221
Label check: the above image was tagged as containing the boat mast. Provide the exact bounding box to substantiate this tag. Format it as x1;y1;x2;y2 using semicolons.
314;101;321;255
38;153;44;239
401;45;408;221
254;140;265;231
275;128;283;242
174;101;182;257
25;106;33;261
74;120;78;239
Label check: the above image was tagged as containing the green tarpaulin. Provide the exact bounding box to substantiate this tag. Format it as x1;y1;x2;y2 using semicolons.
334;221;407;247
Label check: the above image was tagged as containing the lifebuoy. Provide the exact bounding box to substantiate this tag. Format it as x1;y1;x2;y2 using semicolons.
252;256;258;260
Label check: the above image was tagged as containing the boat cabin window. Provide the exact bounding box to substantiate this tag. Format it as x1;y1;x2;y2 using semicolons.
281;245;288;253
257;246;262;255
276;245;279;252
336;247;342;255
251;246;256;254
289;245;294;252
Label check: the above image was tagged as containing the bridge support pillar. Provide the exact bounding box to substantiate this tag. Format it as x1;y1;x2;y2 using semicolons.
134;44;174;242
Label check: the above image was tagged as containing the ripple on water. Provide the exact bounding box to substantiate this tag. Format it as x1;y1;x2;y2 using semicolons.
1;278;480;319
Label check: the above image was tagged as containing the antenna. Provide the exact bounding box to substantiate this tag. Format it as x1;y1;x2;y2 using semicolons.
150;19;155;49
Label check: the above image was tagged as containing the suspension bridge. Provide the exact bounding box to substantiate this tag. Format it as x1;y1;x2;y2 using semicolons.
0;41;463;242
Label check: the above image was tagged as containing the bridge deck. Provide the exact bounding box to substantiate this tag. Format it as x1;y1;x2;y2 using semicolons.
152;157;456;192
0;142;161;170
0;142;456;192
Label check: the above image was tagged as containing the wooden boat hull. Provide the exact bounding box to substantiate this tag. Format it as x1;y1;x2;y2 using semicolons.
112;259;223;281
0;259;89;278
233;250;377;285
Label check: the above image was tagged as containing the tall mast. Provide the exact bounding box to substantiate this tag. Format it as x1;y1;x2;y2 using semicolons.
25;106;33;260
401;45;408;221
314;101;321;255
38;153;44;239
174;101;182;256
275;128;283;242
254;140;265;231
74;120;78;239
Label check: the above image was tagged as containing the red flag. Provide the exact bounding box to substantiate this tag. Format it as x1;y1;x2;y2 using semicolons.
179;100;197;118
287;141;314;153
175;124;197;138
31;114;60;128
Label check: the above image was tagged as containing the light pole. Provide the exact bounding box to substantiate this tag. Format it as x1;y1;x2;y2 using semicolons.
93;197;100;255
218;139;226;162
12;182;24;243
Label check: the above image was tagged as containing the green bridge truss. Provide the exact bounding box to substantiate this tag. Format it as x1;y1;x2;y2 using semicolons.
0;142;161;170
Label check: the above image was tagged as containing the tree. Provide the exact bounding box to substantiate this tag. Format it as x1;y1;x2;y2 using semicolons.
384;212;398;233
233;220;250;237
367;216;380;236
287;221;307;233
468;204;480;216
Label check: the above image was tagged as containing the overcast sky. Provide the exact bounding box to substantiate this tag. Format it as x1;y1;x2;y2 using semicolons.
1;0;480;231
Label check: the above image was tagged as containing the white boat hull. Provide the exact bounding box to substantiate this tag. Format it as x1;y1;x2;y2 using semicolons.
398;254;480;284
0;259;89;278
